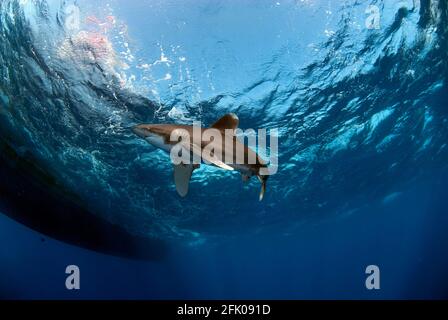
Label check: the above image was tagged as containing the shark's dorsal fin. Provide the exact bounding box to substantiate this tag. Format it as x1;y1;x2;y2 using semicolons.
211;113;239;131
174;164;194;197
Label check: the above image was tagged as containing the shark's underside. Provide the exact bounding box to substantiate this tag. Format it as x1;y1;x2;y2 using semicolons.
133;114;270;201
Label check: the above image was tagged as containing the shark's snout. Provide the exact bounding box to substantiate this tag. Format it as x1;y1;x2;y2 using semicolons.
132;125;151;138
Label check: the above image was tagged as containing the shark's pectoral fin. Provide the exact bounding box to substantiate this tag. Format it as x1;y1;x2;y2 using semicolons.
182;141;234;171
203;152;234;171
174;164;194;197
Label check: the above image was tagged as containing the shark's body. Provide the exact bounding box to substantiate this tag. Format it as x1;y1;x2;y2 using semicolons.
133;114;269;200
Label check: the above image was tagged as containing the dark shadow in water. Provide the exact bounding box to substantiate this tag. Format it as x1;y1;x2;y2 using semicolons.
0;140;167;261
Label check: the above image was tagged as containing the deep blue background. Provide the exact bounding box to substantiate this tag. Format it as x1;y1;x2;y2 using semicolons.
1;170;447;299
1;0;448;300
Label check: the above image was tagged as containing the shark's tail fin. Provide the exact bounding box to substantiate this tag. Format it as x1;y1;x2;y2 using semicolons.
257;175;269;201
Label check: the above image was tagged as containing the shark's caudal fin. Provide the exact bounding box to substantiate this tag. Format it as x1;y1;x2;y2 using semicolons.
259;181;266;201
174;164;195;197
258;175;268;201
211;113;239;131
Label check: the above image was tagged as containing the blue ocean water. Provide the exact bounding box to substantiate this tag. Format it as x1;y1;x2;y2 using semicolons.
0;0;447;299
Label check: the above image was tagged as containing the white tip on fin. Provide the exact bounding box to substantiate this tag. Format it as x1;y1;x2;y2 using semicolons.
206;156;234;171
182;141;234;171
174;164;194;197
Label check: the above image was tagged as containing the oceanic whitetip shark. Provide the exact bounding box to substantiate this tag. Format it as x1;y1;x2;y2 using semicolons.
133;113;269;201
